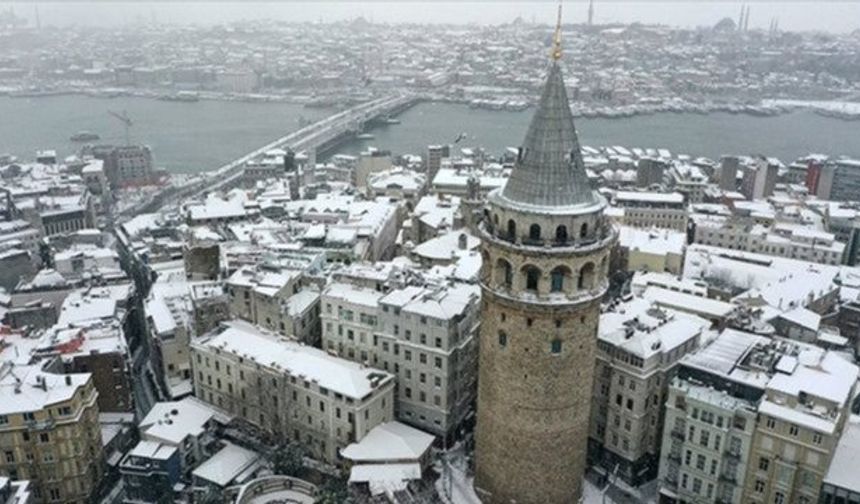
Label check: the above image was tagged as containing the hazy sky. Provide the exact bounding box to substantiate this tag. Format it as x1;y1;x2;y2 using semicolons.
4;2;860;33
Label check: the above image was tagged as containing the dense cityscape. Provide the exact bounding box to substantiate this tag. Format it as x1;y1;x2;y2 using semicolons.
1;3;860;504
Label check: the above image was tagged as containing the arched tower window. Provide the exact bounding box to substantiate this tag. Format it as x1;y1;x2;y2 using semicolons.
523;265;541;292
580;222;589;239
498;331;508;347
578;262;595;290
555;225;568;244
528;224;541;242
496;258;513;288
507;219;517;242
550;266;570;293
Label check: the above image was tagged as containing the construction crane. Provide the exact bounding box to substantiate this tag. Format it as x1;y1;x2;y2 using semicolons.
108;110;133;145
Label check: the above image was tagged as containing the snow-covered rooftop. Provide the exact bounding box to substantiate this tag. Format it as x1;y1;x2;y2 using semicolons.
341;421;434;463
197;321;393;400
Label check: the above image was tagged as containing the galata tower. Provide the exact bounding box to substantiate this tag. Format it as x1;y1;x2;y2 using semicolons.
474;9;615;504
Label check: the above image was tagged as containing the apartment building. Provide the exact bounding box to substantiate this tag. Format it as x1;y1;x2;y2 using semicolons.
616;226;686;275
226;266;301;330
657;329;769;503
656;329;860;504
87;144;154;188
120;397;230;501
819;416;860;504
743;344;858;504
740;158;779;200
190;321;395;464
692;217;845;266
145;280;194;399
589;297;710;486
321;280;480;439
33;320;133;413
0;363;104;504
613;191;688;231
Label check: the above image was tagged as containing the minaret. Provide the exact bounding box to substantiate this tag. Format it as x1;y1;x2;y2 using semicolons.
473;3;615;503
587;0;594;26
738;5;745;31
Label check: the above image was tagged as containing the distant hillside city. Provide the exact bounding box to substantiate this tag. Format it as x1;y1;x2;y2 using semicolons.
1;4;860;504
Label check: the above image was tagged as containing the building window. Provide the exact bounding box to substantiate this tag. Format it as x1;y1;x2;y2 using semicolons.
555;225;568;244
550;266;569;293
528;224;541;242
524;266;541;292
789;424;799;436
498;331;507;347
754;480;766;493
550;339;562;354
773;492;785;504
507;219;517;241
497;259;513;288
580;222;588;239
578;262;595;289
758;457;769;472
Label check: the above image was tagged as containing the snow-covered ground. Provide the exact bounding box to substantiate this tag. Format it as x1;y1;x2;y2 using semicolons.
434;444;649;504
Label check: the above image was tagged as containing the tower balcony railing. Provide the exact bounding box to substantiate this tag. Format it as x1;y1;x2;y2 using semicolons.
479;222;617;255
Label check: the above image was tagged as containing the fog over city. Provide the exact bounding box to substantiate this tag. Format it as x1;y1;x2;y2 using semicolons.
2;1;860;504
5;1;860;32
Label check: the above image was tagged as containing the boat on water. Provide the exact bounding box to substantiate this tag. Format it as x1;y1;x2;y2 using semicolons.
158;91;200;102
356;133;375;140
383;117;401;125
70;130;100;142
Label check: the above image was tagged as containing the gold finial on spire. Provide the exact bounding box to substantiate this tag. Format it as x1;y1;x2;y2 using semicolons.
551;0;563;61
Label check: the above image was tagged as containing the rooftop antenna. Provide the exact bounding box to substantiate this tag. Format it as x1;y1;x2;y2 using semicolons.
108;110;133;145
551;0;563;62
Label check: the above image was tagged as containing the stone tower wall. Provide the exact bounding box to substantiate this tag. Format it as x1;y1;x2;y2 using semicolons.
474;213;614;504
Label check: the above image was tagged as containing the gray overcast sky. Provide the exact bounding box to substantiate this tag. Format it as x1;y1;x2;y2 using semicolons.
4;2;860;33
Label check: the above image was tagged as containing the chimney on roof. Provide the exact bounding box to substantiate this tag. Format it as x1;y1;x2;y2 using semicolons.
65;375;72;386
458;233;468;250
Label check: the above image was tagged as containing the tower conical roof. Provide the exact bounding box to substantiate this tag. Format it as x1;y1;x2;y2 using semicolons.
500;62;597;209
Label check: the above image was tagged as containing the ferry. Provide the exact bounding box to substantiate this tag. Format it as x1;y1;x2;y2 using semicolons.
70;130;100;142
158;91;200;102
356;133;375;140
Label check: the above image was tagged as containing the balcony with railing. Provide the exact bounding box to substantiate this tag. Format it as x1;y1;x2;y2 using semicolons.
724;447;741;461
718;471;737;485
